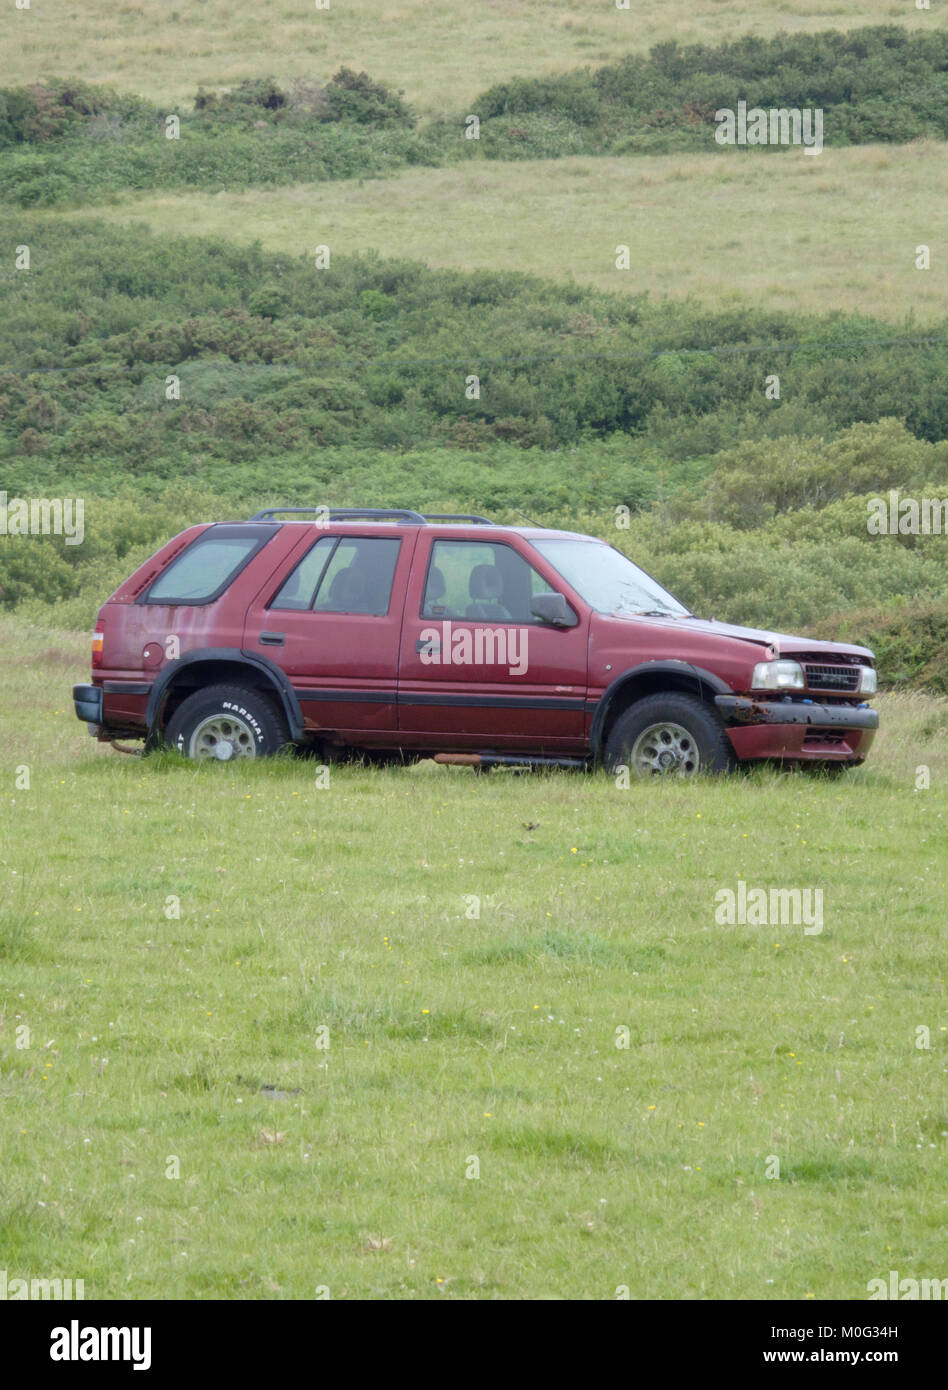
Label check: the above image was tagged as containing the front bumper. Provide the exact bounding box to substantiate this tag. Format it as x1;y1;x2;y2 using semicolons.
73;683;103;727
715;695;878;762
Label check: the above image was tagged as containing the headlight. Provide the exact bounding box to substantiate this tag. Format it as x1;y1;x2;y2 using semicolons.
859;666;877;694
751;659;805;691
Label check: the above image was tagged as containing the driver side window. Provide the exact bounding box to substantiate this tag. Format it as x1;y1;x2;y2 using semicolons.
423;540;554;623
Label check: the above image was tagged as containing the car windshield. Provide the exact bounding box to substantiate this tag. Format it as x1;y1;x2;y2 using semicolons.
531;538;690;618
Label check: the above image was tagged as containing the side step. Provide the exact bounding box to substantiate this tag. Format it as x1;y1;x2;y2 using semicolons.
433;753;589;771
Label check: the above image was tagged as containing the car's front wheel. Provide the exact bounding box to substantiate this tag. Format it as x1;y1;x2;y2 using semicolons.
604;692;734;778
164;684;290;761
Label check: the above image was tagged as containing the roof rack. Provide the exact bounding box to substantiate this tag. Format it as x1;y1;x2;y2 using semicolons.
250;507;496;525
250;507;426;523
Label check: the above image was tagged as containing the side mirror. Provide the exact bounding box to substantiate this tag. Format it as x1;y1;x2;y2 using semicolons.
530;592;577;628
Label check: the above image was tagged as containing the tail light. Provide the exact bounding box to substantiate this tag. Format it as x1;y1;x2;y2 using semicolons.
91;625;104;668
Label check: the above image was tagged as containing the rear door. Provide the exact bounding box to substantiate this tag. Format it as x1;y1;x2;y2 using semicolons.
397;532;589;750
243;527;418;740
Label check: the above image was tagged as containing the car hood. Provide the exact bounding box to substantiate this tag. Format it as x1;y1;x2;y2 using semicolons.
609;613;874;661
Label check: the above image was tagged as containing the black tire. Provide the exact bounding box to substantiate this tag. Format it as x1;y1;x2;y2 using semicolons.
604;692;734;778
163;684;291;761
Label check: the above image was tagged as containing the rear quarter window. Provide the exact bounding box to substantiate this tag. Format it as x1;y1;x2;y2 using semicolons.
270;535;402;615
142;525;276;605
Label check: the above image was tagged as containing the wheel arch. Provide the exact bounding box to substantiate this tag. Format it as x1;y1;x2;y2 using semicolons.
590;661;731;761
145;648;304;742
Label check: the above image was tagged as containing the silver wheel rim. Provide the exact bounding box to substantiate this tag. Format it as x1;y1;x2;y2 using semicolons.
188;713;258;761
629;721;700;777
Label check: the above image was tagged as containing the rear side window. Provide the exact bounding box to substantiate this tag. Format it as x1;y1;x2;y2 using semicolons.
270;537;335;610
271;535;401;615
143;525;275;605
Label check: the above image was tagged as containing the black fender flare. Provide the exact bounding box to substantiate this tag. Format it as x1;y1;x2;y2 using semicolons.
145;647;305;741
589;661;732;758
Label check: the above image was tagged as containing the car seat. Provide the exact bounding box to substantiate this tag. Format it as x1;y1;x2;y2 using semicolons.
423;565;447;616
466;565;511;620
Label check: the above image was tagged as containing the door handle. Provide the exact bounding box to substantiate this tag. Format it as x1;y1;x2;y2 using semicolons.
259;631;286;646
416;638;440;653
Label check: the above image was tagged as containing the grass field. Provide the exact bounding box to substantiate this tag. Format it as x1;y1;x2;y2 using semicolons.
2;616;946;1299
6;0;947;1306
69;141;948;320
9;1;946;114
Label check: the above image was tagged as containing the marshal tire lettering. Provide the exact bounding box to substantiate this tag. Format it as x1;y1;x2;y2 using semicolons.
222;701;265;740
163;683;289;760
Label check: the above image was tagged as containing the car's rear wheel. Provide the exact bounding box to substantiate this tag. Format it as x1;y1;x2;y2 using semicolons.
605;692;734;778
164;684;290;761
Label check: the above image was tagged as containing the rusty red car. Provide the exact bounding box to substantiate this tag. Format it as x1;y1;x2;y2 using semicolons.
72;507;878;775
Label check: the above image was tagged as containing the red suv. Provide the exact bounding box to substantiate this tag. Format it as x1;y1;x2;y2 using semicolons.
72;508;878;776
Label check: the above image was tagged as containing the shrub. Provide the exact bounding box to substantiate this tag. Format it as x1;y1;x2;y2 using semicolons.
322;68;413;127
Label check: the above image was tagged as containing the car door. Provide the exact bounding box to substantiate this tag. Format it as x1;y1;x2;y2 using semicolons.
397;533;589;750
243;528;417;741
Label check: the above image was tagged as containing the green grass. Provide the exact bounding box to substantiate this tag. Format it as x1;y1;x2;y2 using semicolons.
65;140;948;319
10;1;945;115
1;616;946;1298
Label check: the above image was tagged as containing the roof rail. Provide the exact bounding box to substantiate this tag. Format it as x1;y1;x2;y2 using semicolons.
250;507;427;524
423;513;495;525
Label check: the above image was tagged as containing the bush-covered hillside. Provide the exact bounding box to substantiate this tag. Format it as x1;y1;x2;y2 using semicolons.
0;71;440;207
3;216;947;486
1;220;945;685
466;26;948;159
2;28;945;205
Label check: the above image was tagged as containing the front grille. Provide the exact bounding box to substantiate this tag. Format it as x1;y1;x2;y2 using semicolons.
804;663;860;693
